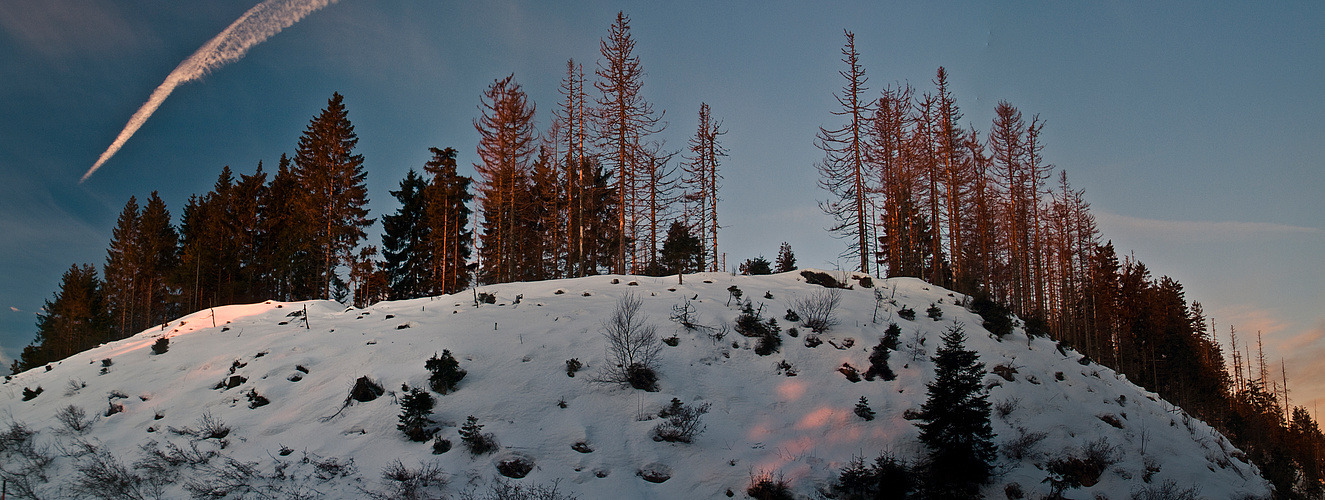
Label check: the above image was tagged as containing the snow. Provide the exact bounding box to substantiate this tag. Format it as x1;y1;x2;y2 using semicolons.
1;271;1271;498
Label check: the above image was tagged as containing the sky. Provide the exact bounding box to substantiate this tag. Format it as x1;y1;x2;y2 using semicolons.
1;1;1321;408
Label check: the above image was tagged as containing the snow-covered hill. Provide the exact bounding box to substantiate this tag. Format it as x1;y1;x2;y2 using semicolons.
2;271;1270;499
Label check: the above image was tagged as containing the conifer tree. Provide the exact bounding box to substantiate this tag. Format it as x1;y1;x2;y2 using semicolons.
421;147;473;295
475;75;536;284
14;264;111;372
136;192;179;328
683;103;725;272
382;169;430;300
660;221;703;276
774;242;796;273
595;11;664;274
103;196;141;338
816;30;873;276
397;388;436;442
426;350;466;395
292;92;372;300
916;324;994;498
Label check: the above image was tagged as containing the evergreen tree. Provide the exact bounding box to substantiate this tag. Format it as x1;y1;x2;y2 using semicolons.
421;147;474;295
134;192;179;330
426;350;466;395
13;264;111;372
103;196;141;338
475;75;536;284
382;169;430;300
594;11;665;274
258;154;316;302
916;324;994;498
816;30;873;275
660;221;703;276
774;242;796;273
397;388;436;442
863;336;896;381
292;92;373;300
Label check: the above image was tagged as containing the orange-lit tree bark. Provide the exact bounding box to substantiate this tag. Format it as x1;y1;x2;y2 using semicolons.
816;30;873;275
475;75;536;284
683;103;725;272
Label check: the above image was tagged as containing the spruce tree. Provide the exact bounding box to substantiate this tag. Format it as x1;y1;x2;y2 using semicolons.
137;192;179;328
421;147;473;295
103;196;141;338
14;264;111;372
397;388;435;442
660;221;703;276
474;75;536;285
774;242;796;273
426;350;466;395
916;324;994;498
292;92;372;300
382;169;430;300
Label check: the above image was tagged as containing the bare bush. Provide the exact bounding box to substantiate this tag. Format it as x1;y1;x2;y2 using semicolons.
652;400;712;443
72;448;164;500
460;477;579;500
56;405;96;434
1002;427;1048;460
198;410;231;440
1130;479;1201;500
595;294;662;391
793;289;841;333
994;397;1021;420
367;459;447;500
183;456;262;498
0;419;55;500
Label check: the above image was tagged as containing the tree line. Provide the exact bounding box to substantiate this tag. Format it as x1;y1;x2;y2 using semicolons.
816;30;1322;498
12;12;724;373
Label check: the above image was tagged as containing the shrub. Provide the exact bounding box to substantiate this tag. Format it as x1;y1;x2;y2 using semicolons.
151;337;169;355
398;388;436;442
432;437;451;455
198;411;231;440
741;256;773;275
653;399;711;443
670;298;698;330
21;386;43;401
926;303;943;321
747;470;793;500
994;397;1021;420
460;416;497;455
245;388;270;409
804;335;823;348
426;350;466;394
662;335;679;346
565;358;582;377
883;323;901;350
970;295;1013;338
863;337;896;381
838;363;861;383
1043;438;1119;494
56;405;95;434
794;288;841;333
595;294;662;391
1130;479;1201;500
784;309;800;322
478;477;580;500
726;286;743;306
1002;427;1048;460
371;459;446;500
800;270;846;288
497;456;535;478
334;377;379;404
854;397;875;421
833;453;914;500
897;306;916;321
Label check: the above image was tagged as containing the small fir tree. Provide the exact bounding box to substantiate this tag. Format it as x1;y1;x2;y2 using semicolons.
916;324;995;498
854;396;875;421
740;256;772;275
927;303;943;321
774;242;796;273
460;415;495;455
397;388;435;442
426;350;466;394
863;337;896;381
883;323;901;350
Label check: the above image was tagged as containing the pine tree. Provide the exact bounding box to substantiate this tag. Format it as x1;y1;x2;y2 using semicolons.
774;242;796;273
292;92;373;300
426;350;466;395
683;103;725;272
816;30;872;276
397;388;436;442
854;396;876;421
14;264;111;372
916;324;994;498
475;75;537;284
136;192;179;329
421;147;474;295
258;154;316;302
594;11;664;274
103;196;141;338
660;221;703;276
382;169;430;300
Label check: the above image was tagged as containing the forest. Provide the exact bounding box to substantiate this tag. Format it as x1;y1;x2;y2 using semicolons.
11;16;1323;499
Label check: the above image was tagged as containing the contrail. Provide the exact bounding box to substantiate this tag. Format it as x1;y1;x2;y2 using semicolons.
81;0;337;183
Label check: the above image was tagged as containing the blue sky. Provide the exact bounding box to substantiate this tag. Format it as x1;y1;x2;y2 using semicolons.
2;1;1322;407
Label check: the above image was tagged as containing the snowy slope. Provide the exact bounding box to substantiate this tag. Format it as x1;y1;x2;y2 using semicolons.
2;271;1270;499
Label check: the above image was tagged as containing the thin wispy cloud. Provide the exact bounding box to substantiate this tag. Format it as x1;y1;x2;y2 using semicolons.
8;307;18;313
81;0;337;183
1096;212;1320;243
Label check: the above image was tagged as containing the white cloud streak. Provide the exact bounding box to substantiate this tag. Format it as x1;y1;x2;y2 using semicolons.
80;0;336;183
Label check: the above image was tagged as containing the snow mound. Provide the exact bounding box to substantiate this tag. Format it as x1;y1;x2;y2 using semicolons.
2;271;1270;499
